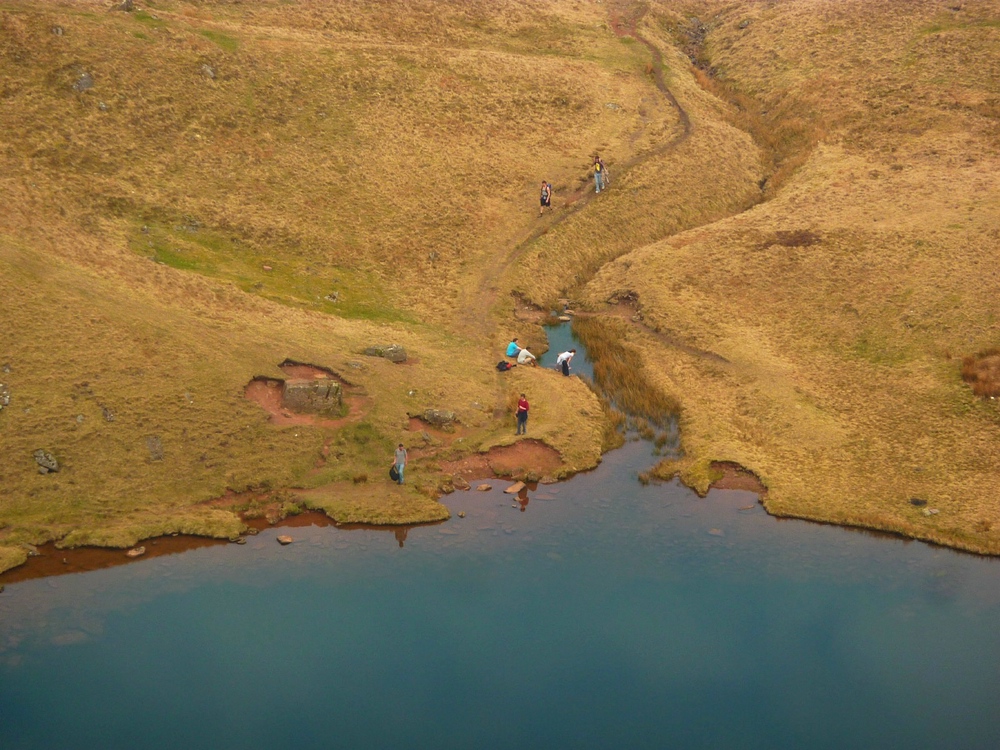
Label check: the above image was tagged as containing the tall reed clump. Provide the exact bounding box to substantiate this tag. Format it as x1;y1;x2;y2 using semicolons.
961;349;1000;398
572;316;679;429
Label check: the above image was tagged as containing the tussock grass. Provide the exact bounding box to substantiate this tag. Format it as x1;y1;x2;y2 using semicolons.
572;316;679;428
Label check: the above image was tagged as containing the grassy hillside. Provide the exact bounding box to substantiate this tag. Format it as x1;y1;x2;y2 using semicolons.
2;0;999;571
583;0;1000;553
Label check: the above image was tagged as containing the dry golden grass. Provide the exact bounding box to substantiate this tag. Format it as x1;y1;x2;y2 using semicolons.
582;0;1000;554
0;0;648;572
3;0;1000;569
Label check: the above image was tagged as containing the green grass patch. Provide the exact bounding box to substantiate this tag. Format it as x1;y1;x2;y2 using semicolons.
128;220;413;323
198;29;239;53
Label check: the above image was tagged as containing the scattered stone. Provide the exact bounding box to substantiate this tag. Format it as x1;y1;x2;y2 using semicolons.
738;19;751;29
420;431;432;443
75;414;85;424
504;481;525;495
909;498;927;507
363;344;407;363
232;536;247;545
245;527;259;535
200;63;216;80
20;543;40;556
72;72;94;93
2;363;9;373
281;378;342;414
707;528;725;537
262;265;272;271
605;102;621;110
419;409;457;428
98;101;109;112
101;405;115;422
145;435;165;461
476;484;492;492
0;383;9;410
33;449;59;473
453;476;471;491
110;0;135;11
457;511;466;518
277;535;293;545
346;361;365;370
324;292;339;303
924;508;940;516
51;26;64;36
408;390;417;397
126;546;146;558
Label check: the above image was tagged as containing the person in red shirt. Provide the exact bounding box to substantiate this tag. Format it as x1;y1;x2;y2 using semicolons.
515;393;529;435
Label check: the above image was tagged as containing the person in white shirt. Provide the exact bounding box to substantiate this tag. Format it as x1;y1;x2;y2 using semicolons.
516;348;537;366
556;349;576;376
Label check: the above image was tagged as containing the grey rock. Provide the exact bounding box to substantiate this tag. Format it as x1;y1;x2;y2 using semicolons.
346;361;365;370
111;0;135;11
363;344;407;363
146;435;164;461
2;363;9;373
101;405;115;422
73;72;94;93
33;449;59;473
200;63;216;80
51;26;64;36
453;476;471;491
605;102;621;110
126;546;146;558
419;409;457;428
98;101;108;112
0;383;9;410
75;414;85;424
738;19;751;29
281;378;342;414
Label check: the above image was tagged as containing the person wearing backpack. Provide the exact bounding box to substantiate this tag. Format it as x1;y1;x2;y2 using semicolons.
594;157;604;193
539;181;552;216
393;443;407;485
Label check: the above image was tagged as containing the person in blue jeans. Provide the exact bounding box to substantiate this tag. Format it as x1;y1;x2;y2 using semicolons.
394;443;407;484
594;157;604;193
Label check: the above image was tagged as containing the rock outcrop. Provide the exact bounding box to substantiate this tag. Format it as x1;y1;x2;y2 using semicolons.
363;344;407;363
281;378;342;414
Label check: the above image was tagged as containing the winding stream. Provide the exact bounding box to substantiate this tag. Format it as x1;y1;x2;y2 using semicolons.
2;326;1000;749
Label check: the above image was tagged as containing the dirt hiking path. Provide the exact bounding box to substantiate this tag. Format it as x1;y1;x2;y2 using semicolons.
460;1;693;336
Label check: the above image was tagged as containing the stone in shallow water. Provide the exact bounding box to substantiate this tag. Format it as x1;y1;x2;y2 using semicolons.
476;484;492;492
126;546;146;558
277;535;293;545
504;481;525;495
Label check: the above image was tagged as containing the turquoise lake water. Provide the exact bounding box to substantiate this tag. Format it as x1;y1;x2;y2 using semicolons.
2;325;1000;749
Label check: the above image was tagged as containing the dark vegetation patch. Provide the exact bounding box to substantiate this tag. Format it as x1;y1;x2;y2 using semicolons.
961;348;1000;397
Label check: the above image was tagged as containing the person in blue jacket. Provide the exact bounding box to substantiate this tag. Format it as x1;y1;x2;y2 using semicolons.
505;338;521;358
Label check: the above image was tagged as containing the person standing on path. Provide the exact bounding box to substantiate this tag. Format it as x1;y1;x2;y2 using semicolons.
393;443;407;485
539;181;551;216
516;393;530;435
598;157;609;186
594;157;604;193
556;349;576;376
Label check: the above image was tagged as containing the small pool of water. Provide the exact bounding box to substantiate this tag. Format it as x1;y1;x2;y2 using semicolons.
2;325;999;749
538;320;594;380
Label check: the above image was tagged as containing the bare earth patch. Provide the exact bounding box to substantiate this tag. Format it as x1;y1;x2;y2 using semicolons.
440;439;564;481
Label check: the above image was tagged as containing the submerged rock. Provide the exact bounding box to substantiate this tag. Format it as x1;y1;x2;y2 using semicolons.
277;535;293;545
453;476;471;491
476;484;492;492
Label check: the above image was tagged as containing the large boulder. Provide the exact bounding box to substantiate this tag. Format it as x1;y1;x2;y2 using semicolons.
419;409;457;428
281;379;342;414
363;344;407;363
